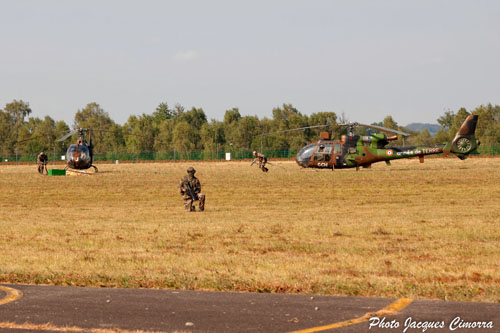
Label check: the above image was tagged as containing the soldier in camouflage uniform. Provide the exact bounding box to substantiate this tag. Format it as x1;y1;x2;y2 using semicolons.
179;167;205;212
252;151;268;172
37;152;48;175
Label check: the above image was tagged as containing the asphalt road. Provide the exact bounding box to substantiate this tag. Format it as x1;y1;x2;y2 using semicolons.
0;284;498;332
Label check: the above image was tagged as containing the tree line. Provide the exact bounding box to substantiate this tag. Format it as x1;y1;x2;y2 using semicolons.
0;100;499;157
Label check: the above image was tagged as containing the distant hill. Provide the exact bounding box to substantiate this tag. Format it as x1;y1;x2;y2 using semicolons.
403;123;441;136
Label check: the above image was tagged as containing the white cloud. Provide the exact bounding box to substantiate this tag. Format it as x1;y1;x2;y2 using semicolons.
173;50;199;62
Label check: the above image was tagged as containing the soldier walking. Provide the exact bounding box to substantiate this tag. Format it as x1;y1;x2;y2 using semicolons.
179;167;205;212
37;152;48;175
252;151;268;172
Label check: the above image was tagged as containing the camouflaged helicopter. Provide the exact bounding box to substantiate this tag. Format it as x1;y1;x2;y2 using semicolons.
285;114;479;170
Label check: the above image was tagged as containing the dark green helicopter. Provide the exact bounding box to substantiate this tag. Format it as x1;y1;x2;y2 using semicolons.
57;128;97;171
259;115;479;170
56;128;147;172
294;114;479;170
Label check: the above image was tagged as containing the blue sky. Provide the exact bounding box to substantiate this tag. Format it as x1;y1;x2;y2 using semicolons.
1;0;499;127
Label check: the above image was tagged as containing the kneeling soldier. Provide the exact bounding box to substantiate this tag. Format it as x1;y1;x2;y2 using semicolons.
179;167;205;212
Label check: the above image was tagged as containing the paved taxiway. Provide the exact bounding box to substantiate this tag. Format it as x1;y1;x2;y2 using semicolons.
0;284;498;332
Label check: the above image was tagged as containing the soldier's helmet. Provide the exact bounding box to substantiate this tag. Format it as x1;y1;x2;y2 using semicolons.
253;151;257;156
187;166;196;174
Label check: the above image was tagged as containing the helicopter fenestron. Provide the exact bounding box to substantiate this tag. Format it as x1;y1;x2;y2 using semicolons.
259;115;480;170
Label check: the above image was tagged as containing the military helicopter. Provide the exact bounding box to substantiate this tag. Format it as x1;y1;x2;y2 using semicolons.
294;114;479;170
57;128;97;172
57;128;149;172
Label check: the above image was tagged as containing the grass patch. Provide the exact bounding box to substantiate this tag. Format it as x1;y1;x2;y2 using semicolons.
0;158;499;302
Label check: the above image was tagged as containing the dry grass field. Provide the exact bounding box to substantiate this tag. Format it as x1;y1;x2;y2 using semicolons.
0;158;499;302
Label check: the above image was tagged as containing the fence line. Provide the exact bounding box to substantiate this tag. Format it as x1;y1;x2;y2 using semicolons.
0;150;299;164
1;146;499;164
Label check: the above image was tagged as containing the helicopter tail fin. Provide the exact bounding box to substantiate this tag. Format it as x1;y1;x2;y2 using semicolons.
443;114;480;160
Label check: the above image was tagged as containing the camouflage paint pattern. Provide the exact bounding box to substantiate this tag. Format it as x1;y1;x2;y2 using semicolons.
296;115;480;170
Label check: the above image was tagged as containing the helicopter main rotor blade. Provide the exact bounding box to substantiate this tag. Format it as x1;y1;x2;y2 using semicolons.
255;124;330;137
339;122;411;137
15;135;45;145
57;129;80;142
90;128;149;138
357;123;411;137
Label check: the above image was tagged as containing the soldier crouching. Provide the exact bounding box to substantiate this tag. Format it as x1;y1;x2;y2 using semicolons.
179;166;205;212
252;151;268;172
37;152;48;175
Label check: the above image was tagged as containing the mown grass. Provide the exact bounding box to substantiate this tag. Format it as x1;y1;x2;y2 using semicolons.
0;158;499;302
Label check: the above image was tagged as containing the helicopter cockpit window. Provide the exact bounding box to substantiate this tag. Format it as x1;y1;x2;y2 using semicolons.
79;146;90;161
316;143;332;153
314;154;330;162
66;144;91;162
66;145;77;161
314;143;332;161
296;143;316;167
334;143;342;154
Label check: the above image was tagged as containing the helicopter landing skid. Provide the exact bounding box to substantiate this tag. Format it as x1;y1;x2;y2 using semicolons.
65;166;97;175
66;169;92;176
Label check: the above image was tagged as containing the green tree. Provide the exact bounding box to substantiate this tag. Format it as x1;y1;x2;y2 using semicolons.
123;114;156;153
437;110;455;131
4;100;32;125
269;104;308;150
432;128;450;144
173;104;185;117
200;120;225;151
224;108;241;124
17;116;41;142
105;123;126;153
223;108;241;149
380;116;408;145
1;100;32;154
253;117;275;152
153;102;174;123
449;108;470;135
74;102;121;153
234;116;259;149
31;116;57;154
55;120;71;155
470;104;500;145
308;111;338;141
14;116;67;158
154;119;174;152
175;107;207;149
0;111;14;154
382;116;398;130
172;121;195;151
413;128;433;146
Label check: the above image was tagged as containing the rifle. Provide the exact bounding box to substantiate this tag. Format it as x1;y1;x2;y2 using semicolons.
184;180;198;202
